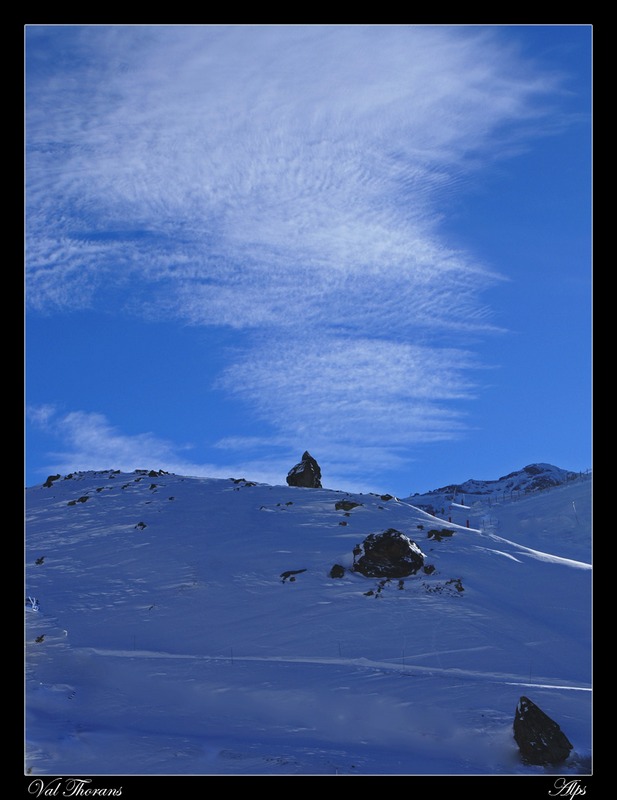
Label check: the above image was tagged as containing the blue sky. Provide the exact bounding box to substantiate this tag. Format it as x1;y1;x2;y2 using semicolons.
25;24;592;496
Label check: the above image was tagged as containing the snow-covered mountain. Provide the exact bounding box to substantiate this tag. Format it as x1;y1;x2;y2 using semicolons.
24;466;592;777
407;463;584;508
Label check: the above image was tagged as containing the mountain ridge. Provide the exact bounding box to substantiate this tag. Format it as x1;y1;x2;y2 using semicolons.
408;463;587;500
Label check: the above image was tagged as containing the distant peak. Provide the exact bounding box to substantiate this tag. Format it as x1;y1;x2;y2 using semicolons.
409;463;586;500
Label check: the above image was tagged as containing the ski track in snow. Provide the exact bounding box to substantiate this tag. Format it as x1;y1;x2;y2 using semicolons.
81;646;591;692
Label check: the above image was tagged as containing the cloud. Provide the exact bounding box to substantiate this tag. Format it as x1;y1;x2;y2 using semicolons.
218;335;481;439
25;406;296;488
26;25;555;322
26;405;414;493
25;25;568;480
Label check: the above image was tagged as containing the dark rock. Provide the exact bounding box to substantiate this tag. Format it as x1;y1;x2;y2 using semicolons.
329;564;345;578
286;451;322;488
513;696;573;766
335;500;362;511
67;496;89;506
427;528;455;541
43;474;61;488
230;478;257;486
352;529;425;578
280;568;307;583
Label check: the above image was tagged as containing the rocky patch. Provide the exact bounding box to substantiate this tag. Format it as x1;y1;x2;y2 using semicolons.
352;529;425;579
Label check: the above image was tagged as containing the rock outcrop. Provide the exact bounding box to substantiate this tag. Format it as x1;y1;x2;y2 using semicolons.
286;451;322;488
513;696;573;766
352;529;425;578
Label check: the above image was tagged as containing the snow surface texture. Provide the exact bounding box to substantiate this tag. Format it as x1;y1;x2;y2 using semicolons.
25;468;591;776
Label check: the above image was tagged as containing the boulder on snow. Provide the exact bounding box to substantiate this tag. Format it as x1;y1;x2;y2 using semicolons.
352;529;425;578
335;499;362;511
513;696;573;766
286;451;322;488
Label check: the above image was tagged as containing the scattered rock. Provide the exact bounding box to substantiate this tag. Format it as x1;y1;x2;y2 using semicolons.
67;496;89;506
335;500;362;512
422;579;464;596
286;452;322;488
513;696;573;766
134;521;147;530
43;474;61;488
352;529;425;578
280;569;307;583
427;528;455;541
35;557;44;565
329;564;345;578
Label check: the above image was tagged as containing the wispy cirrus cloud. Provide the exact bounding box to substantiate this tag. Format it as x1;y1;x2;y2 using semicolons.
26;25;565;478
215;334;487;477
26;25;553;323
26;405;375;491
25;406;258;483
26;404;427;493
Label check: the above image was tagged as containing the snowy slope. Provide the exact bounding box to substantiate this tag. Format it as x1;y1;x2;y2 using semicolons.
24;469;592;776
